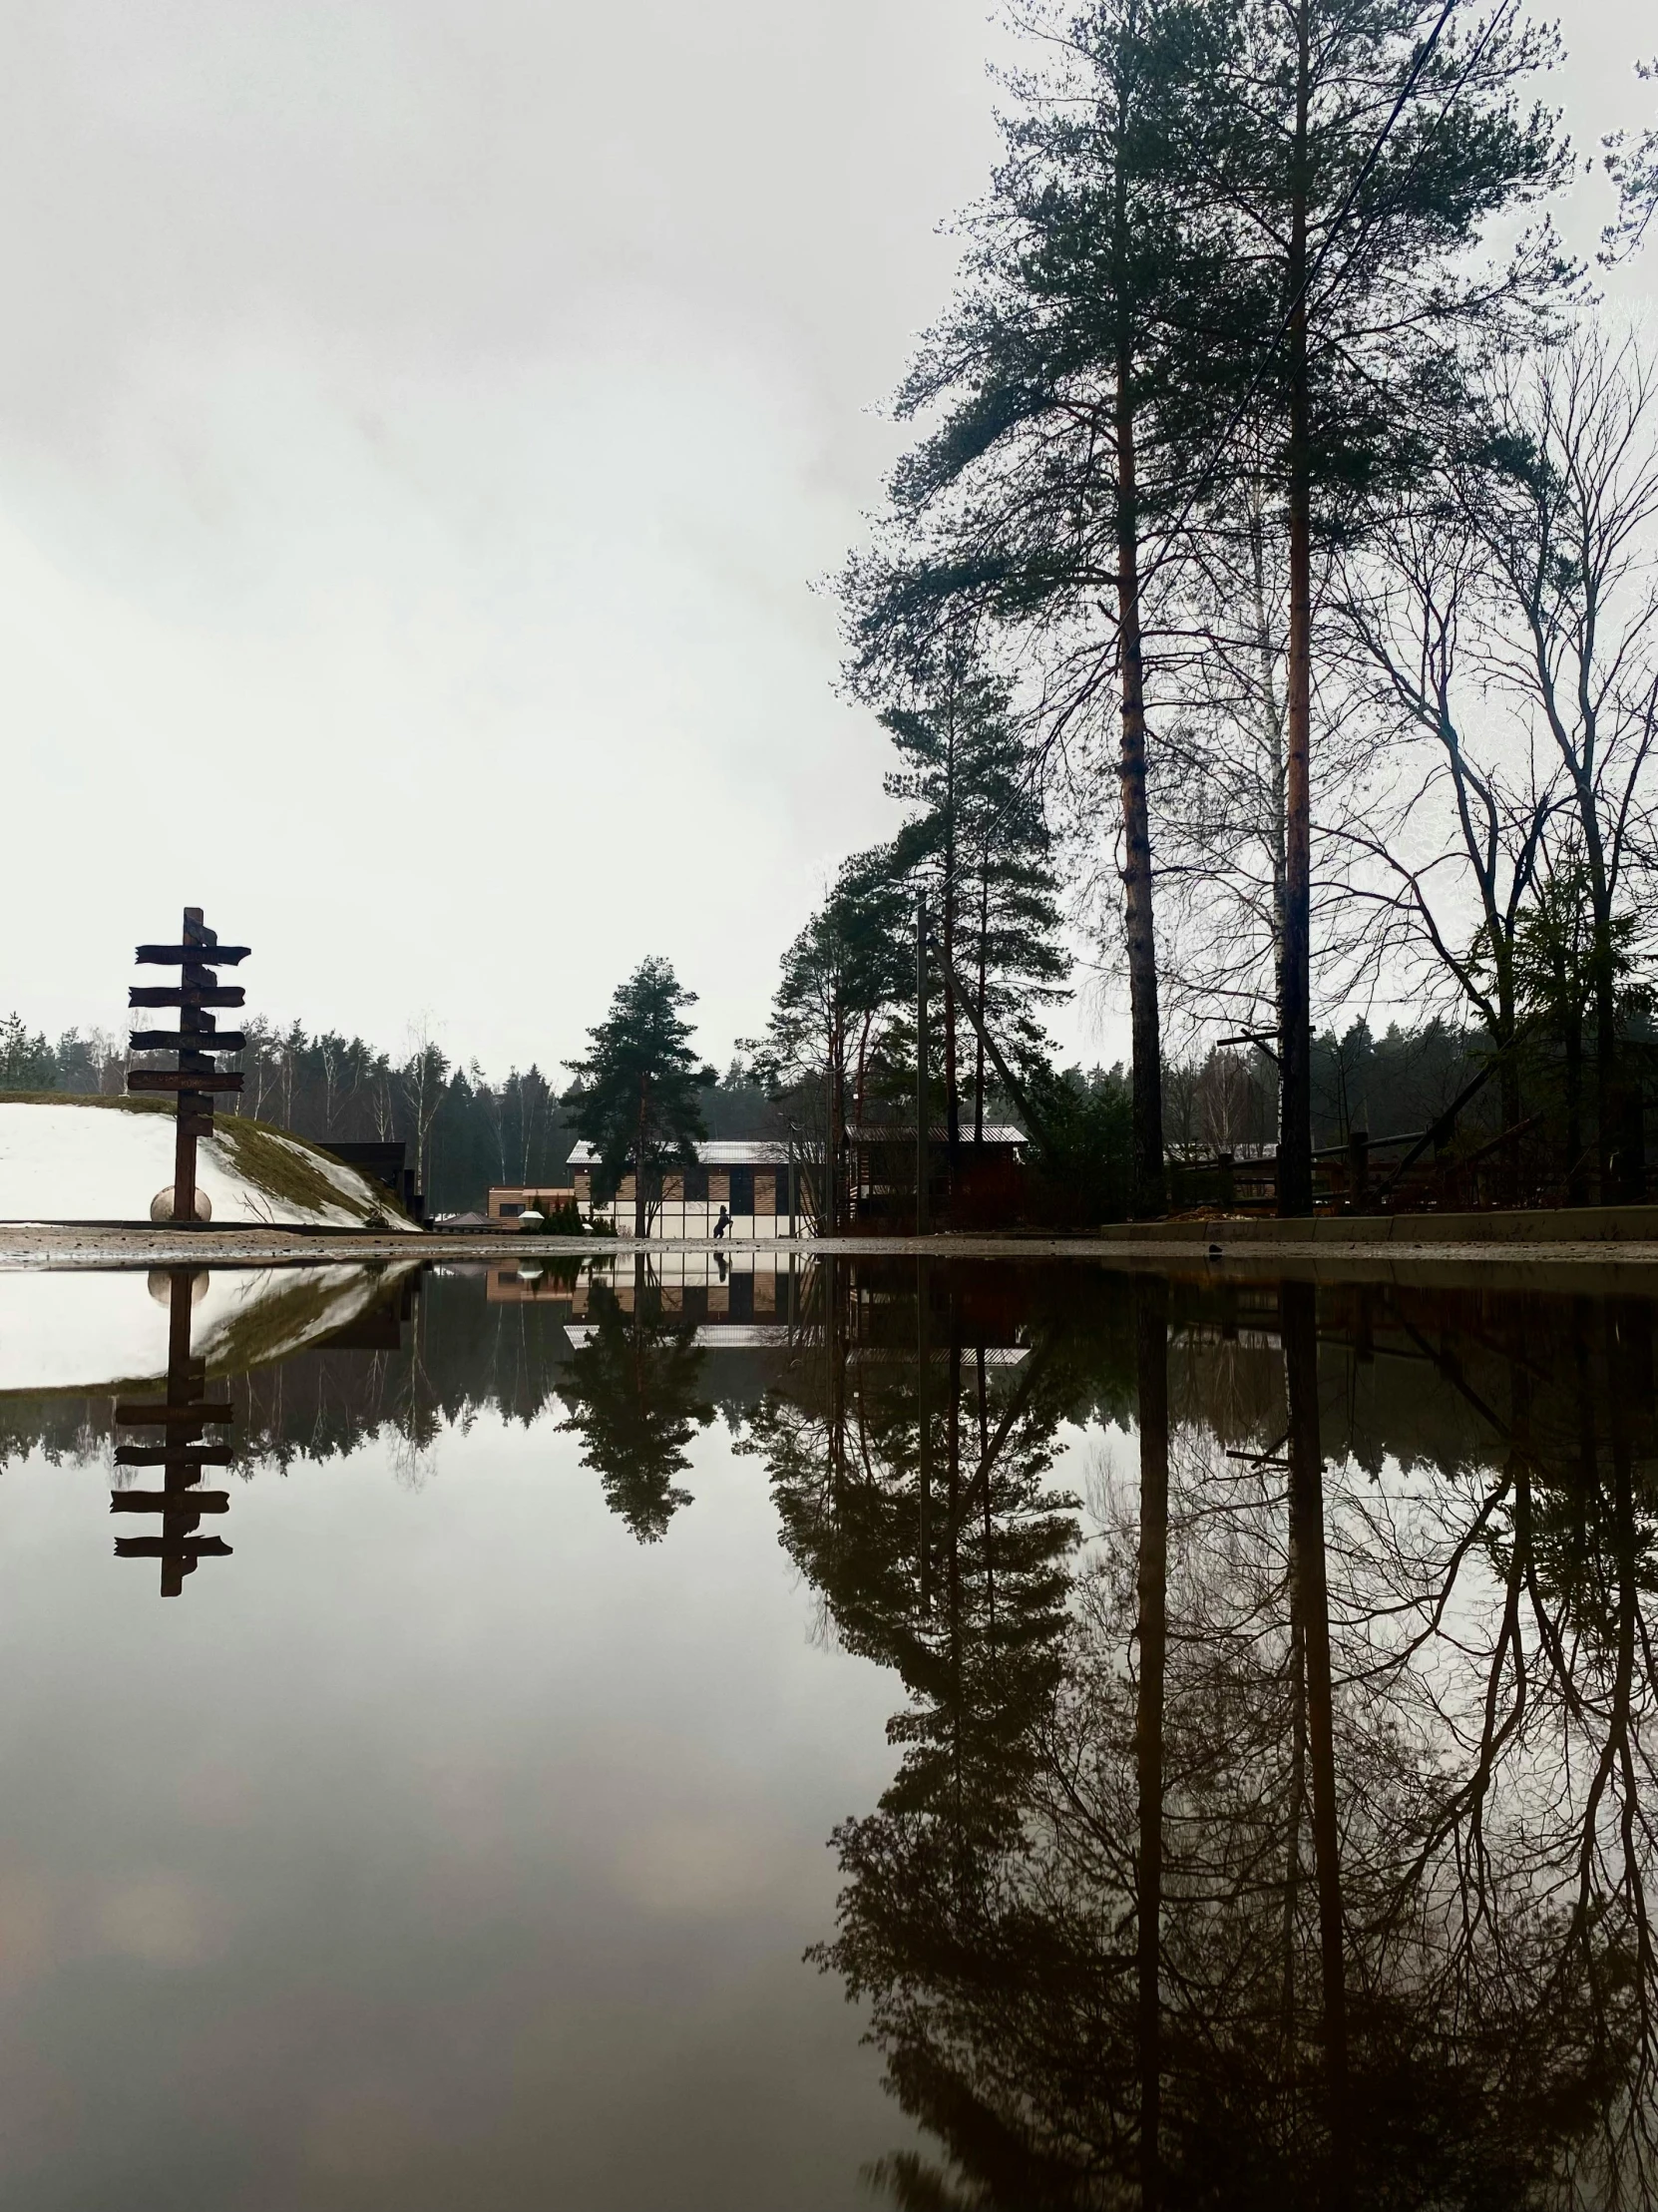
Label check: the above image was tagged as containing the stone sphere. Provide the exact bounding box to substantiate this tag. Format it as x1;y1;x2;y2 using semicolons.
150;1186;212;1223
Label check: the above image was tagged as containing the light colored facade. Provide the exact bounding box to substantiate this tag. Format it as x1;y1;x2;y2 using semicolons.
568;1139;795;1239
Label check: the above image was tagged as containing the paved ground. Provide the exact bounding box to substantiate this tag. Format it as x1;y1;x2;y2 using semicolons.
2;1221;1657;1286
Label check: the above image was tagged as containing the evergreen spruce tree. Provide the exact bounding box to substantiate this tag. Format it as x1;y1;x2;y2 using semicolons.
566;959;713;1238
750;853;909;1231
881;656;1069;1157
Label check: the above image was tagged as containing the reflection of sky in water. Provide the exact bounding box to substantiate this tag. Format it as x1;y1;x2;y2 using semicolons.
0;1348;911;2210
1;1257;1655;2208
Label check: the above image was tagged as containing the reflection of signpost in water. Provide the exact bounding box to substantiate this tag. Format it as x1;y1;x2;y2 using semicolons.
111;1269;234;1597
127;905;249;1223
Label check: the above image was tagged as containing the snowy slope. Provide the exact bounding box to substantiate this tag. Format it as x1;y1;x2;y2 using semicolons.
0;1099;416;1227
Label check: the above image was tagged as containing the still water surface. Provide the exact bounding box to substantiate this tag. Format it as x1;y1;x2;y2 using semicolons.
0;1250;1653;2209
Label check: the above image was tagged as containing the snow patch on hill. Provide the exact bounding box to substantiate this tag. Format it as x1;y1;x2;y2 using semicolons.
0;1098;414;1227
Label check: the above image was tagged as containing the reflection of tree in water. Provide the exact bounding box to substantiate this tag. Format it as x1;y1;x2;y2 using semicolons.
1355;1292;1658;2202
794;1274;1658;2211
558;1260;714;1544
745;1263;1098;1843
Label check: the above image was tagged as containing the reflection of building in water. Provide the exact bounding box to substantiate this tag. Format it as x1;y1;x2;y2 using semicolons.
486;1261;580;1304
568;1141;796;1238
567;1250;801;1338
111;1269;233;1598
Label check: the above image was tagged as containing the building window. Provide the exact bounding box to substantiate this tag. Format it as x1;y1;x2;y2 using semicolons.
730;1166;754;1215
500;1202;523;1218
684;1164;709;1203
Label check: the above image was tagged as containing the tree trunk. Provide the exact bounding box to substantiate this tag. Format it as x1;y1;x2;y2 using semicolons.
1135;1275;1169;2209
1593;923;1619;1200
947;1313;962;1814
830;1042;846;1236
1116;259;1165;1218
1496;958;1521;1204
1279;0;1315;1218
1587;902;1644;1200
634;1078;648;1240
916;1256;931;1616
975;863;989;1146
1283;1278;1350;2201
1565;1004;1587;1203
943;721;961;1179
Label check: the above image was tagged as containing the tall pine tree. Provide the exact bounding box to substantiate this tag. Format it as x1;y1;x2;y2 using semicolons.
1204;0;1566;1209
845;0;1240;1215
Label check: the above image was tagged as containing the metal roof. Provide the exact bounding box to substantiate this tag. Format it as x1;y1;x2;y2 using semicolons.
567;1139;790;1167
846;1121;1026;1146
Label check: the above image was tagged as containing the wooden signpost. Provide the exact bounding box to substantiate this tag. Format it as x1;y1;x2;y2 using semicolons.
128;906;249;1221
111;908;249;1594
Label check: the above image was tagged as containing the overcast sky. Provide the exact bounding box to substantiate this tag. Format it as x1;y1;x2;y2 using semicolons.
0;1;1652;1081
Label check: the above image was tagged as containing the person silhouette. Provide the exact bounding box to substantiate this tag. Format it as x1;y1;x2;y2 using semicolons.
712;1204;731;1241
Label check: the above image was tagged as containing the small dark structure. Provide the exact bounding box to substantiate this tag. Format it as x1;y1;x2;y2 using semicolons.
111;1268;234;1598
846;1120;1028;1230
127;905;248;1221
324;1139;423;1223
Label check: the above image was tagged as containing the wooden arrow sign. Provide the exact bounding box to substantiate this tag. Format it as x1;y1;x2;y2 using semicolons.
113;1400;234;1425
111;1491;230;1514
129;986;246;1009
114;1537;233;1559
127;1071;244;1095
135;944;251;966
113;1444;235;1467
128;1031;245;1053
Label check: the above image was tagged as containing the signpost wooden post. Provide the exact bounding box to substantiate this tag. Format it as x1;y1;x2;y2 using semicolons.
128;906;249;1221
111;908;248;1593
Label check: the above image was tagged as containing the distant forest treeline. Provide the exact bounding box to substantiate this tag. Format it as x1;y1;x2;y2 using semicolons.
2;1004;1494;1209
0;1012;784;1212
